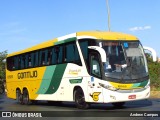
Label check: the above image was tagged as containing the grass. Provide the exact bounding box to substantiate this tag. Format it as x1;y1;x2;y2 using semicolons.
151;85;160;91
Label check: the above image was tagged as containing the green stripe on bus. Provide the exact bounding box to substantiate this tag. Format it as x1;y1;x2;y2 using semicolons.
131;80;148;88
69;79;82;84
54;37;76;45
36;65;56;94
139;80;148;87
45;63;67;94
131;83;141;88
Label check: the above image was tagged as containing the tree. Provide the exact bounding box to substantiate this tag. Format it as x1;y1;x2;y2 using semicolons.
0;51;7;94
0;50;7;82
146;54;160;90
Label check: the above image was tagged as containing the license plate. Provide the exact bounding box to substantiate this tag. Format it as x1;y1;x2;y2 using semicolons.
128;95;136;99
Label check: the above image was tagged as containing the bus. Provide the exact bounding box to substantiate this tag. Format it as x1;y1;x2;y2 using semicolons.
6;31;150;109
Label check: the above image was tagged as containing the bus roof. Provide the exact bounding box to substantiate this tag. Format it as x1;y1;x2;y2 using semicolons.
7;31;138;57
77;31;138;40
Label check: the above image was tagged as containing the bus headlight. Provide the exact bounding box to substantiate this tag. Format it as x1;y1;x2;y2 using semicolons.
99;83;118;91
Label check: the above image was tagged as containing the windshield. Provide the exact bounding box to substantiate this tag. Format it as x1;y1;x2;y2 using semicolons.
78;39;149;83
102;41;148;82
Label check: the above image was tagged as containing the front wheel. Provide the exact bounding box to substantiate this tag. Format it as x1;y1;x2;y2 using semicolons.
74;88;90;109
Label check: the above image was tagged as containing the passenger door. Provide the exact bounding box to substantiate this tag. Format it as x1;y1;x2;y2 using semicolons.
88;51;103;102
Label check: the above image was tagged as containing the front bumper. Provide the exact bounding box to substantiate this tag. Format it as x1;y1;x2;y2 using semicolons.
102;86;150;103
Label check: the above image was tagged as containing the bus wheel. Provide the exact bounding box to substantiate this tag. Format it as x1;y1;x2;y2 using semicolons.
112;102;125;108
22;89;31;105
74;88;89;109
16;90;23;104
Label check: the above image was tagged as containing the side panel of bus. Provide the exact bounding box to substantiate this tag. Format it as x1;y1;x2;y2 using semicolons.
6;67;46;100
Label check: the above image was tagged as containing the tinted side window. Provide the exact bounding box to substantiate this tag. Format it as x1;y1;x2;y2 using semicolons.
7;57;14;71
51;47;57;64
20;55;26;69
34;51;39;67
47;48;52;65
58;46;63;63
65;42;81;66
7;43;82;70
7;56;21;70
66;43;75;62
14;56;19;70
39;49;48;66
54;46;63;64
79;41;88;60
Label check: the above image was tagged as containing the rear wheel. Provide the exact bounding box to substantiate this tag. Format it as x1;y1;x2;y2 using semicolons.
112;102;125;108
16;90;23;104
74;88;90;109
22;89;31;105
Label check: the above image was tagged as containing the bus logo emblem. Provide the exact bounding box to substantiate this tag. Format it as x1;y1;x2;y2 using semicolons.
90;92;101;101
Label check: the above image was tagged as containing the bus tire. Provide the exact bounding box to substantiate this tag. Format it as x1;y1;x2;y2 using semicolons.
74;88;89;109
16;90;23;104
22;89;31;105
112;102;125;108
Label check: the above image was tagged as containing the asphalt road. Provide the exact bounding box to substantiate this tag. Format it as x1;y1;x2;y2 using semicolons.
0;94;160;120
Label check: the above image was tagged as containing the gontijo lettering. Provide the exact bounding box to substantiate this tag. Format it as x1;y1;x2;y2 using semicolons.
17;70;38;79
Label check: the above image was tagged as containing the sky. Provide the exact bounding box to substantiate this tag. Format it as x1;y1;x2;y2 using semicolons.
0;0;160;57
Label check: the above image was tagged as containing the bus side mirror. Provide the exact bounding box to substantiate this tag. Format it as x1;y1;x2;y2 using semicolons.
88;46;107;62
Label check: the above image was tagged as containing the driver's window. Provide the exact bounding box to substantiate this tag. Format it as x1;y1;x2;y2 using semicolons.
90;53;101;78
